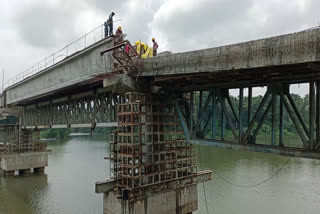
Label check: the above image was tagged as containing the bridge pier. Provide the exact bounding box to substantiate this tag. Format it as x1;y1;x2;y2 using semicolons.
103;184;198;214
0;126;51;177
96;92;212;214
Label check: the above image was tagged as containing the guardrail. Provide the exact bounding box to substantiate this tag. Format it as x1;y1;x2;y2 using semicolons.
1;24;106;93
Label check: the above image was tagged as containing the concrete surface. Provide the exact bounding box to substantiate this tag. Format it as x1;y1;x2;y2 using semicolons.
140;28;320;76
0;151;50;171
5;38;114;105
103;185;198;214
95;179;117;194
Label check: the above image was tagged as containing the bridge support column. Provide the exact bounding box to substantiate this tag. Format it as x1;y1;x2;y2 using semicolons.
97;92;212;214
103;184;198;214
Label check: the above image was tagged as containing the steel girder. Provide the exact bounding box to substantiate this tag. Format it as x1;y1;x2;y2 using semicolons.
176;82;320;158
21;90;120;129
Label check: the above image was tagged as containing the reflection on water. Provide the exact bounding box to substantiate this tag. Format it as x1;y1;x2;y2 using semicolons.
1;135;320;214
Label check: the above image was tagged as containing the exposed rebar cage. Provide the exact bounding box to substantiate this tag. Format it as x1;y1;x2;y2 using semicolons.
0;127;46;154
110;92;212;199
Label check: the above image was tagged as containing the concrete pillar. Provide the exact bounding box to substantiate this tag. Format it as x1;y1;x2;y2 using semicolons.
19;169;31;176
34;167;45;175
103;185;198;214
4;170;15;177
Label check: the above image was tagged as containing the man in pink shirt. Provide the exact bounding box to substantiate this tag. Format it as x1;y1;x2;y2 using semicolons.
152;38;159;56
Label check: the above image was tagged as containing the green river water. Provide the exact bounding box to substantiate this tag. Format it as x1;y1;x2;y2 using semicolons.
0;134;320;214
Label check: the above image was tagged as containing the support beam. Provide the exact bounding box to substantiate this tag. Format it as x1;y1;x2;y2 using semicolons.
248;87;252;127
317;82;320;150
279;98;284;147
191;91;214;138
252;101;272;142
239;88;244;143
189;92;194;135
175;101;190;142
212;93;217;140
221;108;225;141
286;92;309;138
243;89;271;144
278;90;309;149
271;89;277;146
215;89;238;141
310;81;316;150
198;91;203;138
226;93;239;125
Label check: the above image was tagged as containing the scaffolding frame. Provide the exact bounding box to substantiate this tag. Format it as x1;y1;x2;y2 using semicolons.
110;92;212;200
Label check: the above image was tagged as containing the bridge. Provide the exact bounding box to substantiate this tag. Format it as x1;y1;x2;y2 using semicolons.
1;27;320;213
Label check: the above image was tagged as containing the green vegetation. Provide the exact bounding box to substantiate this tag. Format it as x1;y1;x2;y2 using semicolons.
40;129;71;139
198;92;309;140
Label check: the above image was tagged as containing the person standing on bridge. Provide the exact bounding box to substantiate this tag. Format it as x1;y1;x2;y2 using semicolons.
152;38;158;56
108;12;115;36
104;19;110;38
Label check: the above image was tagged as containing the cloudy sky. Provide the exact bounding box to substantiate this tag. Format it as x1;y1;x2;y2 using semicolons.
1;0;319;94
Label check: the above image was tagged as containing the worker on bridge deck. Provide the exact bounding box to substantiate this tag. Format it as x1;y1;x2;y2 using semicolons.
152;38;158;56
104;19;110;38
108;12;115;36
116;26;123;39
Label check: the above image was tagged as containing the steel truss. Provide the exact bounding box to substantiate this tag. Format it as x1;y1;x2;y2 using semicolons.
176;82;320;158
21;88;121;129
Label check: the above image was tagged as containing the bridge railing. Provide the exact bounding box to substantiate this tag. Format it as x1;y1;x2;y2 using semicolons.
2;24;106;92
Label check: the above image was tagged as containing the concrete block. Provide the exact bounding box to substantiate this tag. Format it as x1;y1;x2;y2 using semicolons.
95;179;117;194
0;151;50;172
103;185;198;214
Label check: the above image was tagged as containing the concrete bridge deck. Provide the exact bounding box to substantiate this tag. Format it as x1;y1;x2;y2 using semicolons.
1;37;114;106
1;27;320;106
140;27;320;90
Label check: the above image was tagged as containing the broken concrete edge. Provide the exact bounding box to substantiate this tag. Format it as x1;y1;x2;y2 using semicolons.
95;179;117;194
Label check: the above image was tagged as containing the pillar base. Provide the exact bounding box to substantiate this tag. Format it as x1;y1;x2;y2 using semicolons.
4;170;15;177
103;184;198;214
34;167;45;175
19;169;31;176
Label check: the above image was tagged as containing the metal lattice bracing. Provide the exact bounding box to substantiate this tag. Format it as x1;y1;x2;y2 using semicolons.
111;92;212;199
21;89;120;128
176;82;320;159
